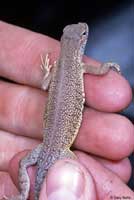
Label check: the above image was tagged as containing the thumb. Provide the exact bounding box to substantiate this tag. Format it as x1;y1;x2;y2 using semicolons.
39;159;97;200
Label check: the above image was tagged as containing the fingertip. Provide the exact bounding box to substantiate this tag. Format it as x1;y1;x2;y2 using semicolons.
84;70;132;112
76;151;134;198
75;109;134;160
110;115;134;160
93;156;132;183
40;159;97;200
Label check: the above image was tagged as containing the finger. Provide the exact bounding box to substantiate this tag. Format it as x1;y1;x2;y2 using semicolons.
0;131;131;184
0;21;59;88
9;152;97;200
10;153;96;200
8;151;133;199
0;82;134;160
0;22;132;112
0;171;18;198
40;159;97;200
0;80;45;138
92;155;131;183
1;131;131;186
0;130;39;171
74;108;134;160
76;151;134;199
84;68;132;111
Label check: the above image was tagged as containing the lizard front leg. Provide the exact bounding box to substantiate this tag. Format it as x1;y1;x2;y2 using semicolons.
82;62;121;75
40;53;56;90
3;144;43;200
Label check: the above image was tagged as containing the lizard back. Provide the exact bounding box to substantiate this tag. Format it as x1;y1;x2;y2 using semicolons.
35;23;89;199
43;23;89;151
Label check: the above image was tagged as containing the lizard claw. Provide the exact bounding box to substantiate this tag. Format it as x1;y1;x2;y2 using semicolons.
105;62;121;74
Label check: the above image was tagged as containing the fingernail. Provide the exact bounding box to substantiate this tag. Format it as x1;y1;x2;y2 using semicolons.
46;160;86;200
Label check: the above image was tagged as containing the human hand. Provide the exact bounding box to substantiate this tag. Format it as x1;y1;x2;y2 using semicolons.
0;21;134;199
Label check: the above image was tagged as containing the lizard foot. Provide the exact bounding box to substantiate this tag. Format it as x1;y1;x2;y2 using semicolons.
40;53;52;79
101;62;121;74
40;53;57;90
83;62;121;75
40;53;53;90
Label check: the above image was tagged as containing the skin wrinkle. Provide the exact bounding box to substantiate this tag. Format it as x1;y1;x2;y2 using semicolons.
0;151;7;169
11;89;29;132
12;35;47;84
92;155;132;183
0;80;47;138
0;172;18;197
0;82;45;137
0;130;39;171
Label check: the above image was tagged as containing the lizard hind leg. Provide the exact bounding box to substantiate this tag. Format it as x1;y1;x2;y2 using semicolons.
59;149;77;160
3;144;43;200
82;62;121;75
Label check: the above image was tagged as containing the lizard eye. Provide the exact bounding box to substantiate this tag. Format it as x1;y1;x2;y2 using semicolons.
82;31;86;35
81;31;87;37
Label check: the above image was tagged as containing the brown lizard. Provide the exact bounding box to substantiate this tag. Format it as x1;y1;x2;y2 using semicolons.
3;23;120;200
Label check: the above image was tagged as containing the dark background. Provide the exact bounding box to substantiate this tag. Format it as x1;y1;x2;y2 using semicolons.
0;0;133;190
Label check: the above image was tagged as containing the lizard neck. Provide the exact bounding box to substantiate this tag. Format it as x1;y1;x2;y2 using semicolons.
60;36;87;63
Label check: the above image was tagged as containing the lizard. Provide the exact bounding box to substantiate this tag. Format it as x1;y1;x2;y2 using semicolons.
3;23;121;200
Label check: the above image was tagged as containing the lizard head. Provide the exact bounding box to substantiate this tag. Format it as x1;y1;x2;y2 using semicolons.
63;23;88;40
62;23;89;53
